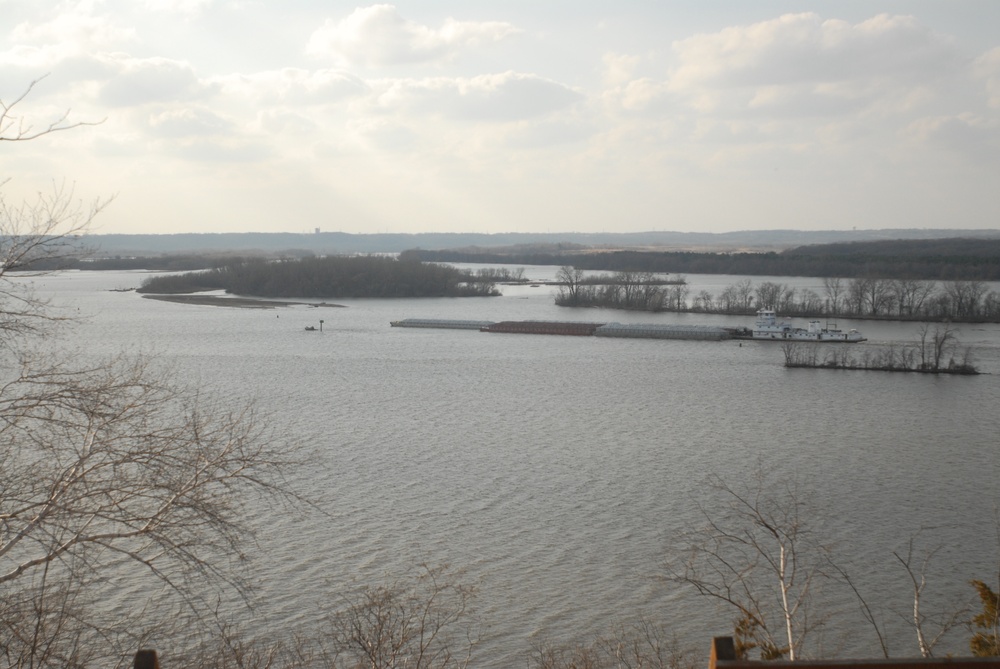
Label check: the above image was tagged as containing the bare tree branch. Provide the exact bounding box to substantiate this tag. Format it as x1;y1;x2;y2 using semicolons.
0;76;103;143
663;464;830;660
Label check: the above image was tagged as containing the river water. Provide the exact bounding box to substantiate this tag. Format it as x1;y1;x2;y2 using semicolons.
26;267;1000;664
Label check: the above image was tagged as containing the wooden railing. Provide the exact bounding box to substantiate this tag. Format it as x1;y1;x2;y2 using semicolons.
134;649;159;669
709;637;1000;669
134;639;1000;669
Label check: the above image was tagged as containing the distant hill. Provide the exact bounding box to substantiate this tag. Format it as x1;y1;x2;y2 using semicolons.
411;235;1000;281
81;229;1000;257
784;237;1000;258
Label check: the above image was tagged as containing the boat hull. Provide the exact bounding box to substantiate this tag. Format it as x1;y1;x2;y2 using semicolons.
750;330;866;342
747;310;866;343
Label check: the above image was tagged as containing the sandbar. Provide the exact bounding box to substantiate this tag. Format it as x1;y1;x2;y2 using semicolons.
141;294;345;309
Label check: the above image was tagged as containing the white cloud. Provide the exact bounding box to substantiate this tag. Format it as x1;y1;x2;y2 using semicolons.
214;68;368;105
618;78;670;112
974;46;1000;110
141;0;215;15
254;109;319;137
904;113;1000;162
376;72;583;122
147;106;232;137
98;56;212;106
306;4;519;68
667;12;959;114
3;3;998;234
601;52;641;87
10;4;136;53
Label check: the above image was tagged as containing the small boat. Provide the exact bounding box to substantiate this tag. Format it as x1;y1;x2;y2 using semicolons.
304;326;317;331
749;309;865;342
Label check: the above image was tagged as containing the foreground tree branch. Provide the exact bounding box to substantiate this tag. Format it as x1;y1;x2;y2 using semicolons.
0;75;101;143
0;79;297;668
893;538;968;658
0;351;300;664
663;465;830;660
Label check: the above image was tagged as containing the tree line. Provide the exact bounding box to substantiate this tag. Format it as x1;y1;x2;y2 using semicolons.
409;238;1000;281
691;276;1000;322
554;266;689;311
557;271;1000;323
137;255;500;298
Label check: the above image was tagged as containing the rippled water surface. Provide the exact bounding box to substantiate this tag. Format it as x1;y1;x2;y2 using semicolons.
31;269;1000;664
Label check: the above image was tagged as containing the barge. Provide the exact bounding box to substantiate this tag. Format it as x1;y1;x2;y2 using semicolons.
390;315;864;344
391;319;495;330
481;321;603;336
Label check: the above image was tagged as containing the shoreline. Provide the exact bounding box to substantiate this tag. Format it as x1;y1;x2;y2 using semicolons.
141;294;346;309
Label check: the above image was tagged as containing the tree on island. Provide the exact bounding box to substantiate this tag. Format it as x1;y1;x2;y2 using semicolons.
138;255;501;299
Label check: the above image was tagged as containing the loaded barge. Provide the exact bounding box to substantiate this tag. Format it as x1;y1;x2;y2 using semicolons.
392;314;865;343
392;319;731;341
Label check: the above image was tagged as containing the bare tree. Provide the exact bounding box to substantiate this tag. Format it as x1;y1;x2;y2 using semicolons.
893;539;967;658
322;565;480;669
530;619;697;669
1;78;112;343
892;280;936;318
945;280;989;320
0;80;299;668
555;266;586;306
845;277;869;315
667;280;689;311
754;282;784;311
0;183;111;343
717;284;738;312
639;273;667;311
734;279;755;312
822;277;844;315
858;277;893;316
664;466;828;660
0;75;101;143
0;352;299;666
694;290;714;312
797;289;822;315
918;323;959;371
616;271;641;308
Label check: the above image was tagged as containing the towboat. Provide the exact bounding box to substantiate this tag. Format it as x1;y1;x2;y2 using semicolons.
750;309;865;342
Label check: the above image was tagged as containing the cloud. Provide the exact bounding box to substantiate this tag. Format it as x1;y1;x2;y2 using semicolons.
98;56;212;106
10;4;136;53
306;4;519;67
667;12;959;114
147;107;232;137
974;46;1000;110
141;0;215;15
256;109;319;136
377;72;583;122
214;68;368;105
602;52;641;87
671;13;953;88
905;113;1000;162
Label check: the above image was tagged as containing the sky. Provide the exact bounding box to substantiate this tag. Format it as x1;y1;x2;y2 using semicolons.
1;1;999;236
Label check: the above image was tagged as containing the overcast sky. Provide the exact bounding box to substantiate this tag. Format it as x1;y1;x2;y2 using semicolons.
1;1;998;235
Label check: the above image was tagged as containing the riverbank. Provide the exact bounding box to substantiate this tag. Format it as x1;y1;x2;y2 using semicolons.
142;294;346;309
